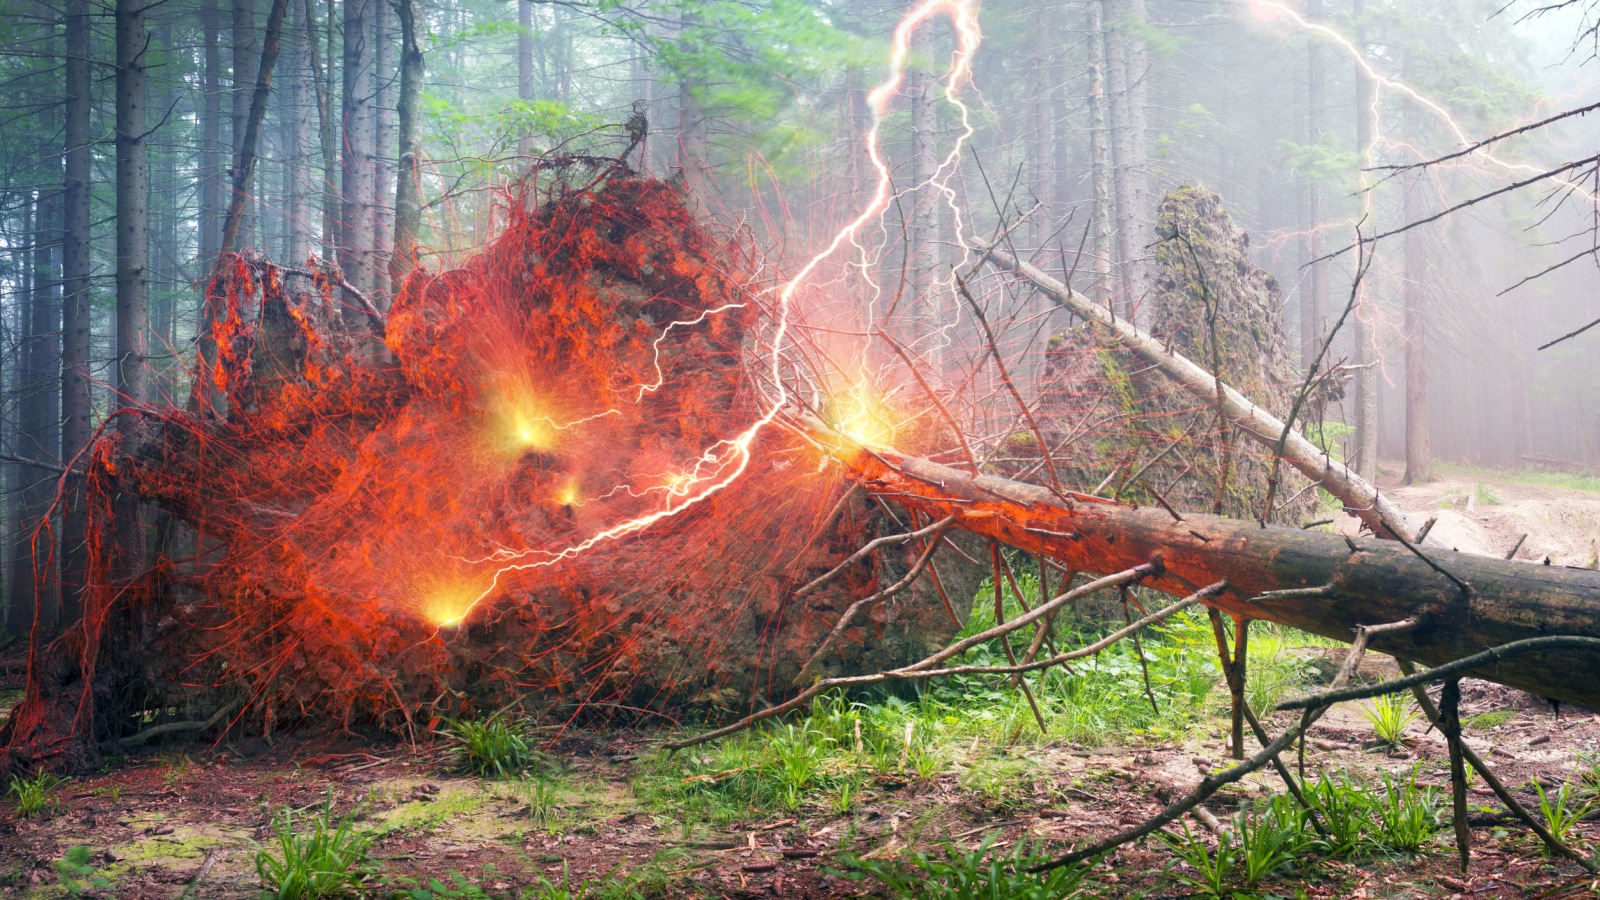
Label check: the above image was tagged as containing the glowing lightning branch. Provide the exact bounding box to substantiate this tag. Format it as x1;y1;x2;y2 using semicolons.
434;0;986;629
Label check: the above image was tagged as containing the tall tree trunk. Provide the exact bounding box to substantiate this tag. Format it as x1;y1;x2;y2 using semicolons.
116;0;152;576
389;0;423;291
1124;0;1150;313
674;11;711;210
1403;173;1431;483
232;0;258;248
1102;0;1135;317
286;0;312;264
1305;0;1326;367
371;0;395;302
1352;0;1377;481
1086;1;1113;306
302;0;337;255
9;193;56;637
340;0;376;296
908;22;940;350
200;0;226;268
1026;15;1050;250
517;0;534;156
219;0;292;258
60;0;92;625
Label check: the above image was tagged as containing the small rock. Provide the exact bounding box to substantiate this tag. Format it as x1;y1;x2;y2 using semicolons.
153;823;176;835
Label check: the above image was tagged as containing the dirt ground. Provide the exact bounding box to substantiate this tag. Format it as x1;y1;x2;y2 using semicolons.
4;469;1600;898
1356;463;1600;568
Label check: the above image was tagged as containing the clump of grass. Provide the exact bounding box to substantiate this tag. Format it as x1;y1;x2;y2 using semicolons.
7;771;65;818
1357;693;1420;749
836;835;1092;900
1475;482;1502;505
255;795;373;899
442;714;538;778
1533;781;1596;855
1373;767;1441;851
1162;793;1315;896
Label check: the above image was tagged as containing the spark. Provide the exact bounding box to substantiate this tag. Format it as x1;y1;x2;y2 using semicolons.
433;0;986;630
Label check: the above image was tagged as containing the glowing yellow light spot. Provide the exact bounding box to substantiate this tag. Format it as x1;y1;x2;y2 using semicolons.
421;582;481;627
554;479;580;506
828;381;897;449
661;471;692;493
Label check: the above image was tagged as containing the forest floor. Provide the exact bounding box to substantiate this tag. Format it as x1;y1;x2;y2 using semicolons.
3;470;1600;899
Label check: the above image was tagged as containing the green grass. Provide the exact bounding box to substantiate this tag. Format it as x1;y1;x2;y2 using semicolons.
835;836;1093;899
7;771;65;818
441;714;540;778
255;795;373;899
1357;693;1421;749
1436;463;1600;495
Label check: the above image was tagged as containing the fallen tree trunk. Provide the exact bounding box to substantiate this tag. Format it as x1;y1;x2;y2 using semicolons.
982;246;1419;543
841;445;1600;710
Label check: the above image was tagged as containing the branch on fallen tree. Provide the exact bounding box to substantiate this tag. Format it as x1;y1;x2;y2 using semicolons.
980;244;1419;542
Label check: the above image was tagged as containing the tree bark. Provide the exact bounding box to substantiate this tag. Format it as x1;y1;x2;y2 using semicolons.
285;0;312;265
200;0;226;267
1304;0;1326;366
517;0;534;157
340;0;377;296
116;0;152;578
1086;1;1113;305
388;0;423;291
9;193;61;637
839;445;1600;711
219;0;292;259
984;245;1420;542
908;21;940;351
1403;172;1431;483
231;0;258;248
1351;0;1377;481
371;0;395;302
61;0;92;625
301;0;337;255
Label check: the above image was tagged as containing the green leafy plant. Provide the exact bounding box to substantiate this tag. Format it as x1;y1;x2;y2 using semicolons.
1475;482;1502;505
7;771;65;818
1373;768;1441;852
1162;821;1237;898
1358;694;1421;749
520;775;562;832
255;795;373;899
1236;794;1314;884
837;836;1092;900
54;845;113;897
1534;781;1596;855
442;714;538;778
1308;770;1378;856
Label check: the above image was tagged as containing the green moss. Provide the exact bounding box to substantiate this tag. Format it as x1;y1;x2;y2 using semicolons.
113;833;222;864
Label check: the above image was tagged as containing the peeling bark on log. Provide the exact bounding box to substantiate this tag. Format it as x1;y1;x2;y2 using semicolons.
841;446;1600;710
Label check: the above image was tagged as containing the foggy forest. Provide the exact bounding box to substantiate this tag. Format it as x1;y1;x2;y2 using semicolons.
0;0;1599;895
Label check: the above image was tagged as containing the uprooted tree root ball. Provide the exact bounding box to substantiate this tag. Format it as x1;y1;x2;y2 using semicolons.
0;169;973;772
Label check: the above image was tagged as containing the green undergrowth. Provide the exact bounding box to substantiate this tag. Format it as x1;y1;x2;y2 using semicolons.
636;570;1333;829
